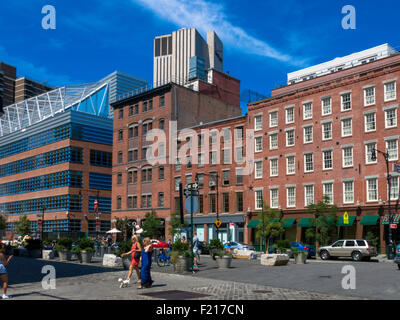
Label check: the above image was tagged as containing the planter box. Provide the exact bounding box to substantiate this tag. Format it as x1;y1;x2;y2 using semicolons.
173;256;191;273
81;251;93;264
215;256;232;268
260;254;289;266
29;249;42;258
233;249;257;260
42;250;54;260
103;254;123;268
294;254;307;264
58;250;72;261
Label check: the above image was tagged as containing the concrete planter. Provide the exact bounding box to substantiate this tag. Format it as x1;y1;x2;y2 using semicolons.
42;250;55;260
173;256;191;273
294;253;307;264
100;246;107;257
29;249;42;258
260;254;289;266
102;254;123;268
59;250;72;261
81;251;93;264
122;256;131;270
215;256;232;269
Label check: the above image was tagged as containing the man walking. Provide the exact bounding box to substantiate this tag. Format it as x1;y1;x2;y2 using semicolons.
192;232;200;269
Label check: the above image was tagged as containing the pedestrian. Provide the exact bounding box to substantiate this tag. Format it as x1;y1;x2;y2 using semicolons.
107;234;112;247
137;237;153;289
0;243;13;299
192;232;200;269
181;235;187;244
120;235;142;285
167;238;172;250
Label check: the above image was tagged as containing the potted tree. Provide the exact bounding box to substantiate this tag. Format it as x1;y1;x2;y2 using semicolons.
292;248;307;264
77;239;95;263
208;239;224;260
276;240;291;256
55;238;73;261
170;239;191;273
214;249;233;269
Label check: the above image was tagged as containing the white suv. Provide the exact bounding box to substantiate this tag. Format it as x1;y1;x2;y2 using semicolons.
319;239;377;261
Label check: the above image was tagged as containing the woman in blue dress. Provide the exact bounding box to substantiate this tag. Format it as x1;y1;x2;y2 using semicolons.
137;237;153;289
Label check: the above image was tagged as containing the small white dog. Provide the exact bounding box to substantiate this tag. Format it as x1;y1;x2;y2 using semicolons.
118;278;130;288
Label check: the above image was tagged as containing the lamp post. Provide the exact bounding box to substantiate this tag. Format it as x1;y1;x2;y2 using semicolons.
261;200;265;253
371;148;394;260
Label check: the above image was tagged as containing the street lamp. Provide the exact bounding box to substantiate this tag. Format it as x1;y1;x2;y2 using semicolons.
371;147;394;260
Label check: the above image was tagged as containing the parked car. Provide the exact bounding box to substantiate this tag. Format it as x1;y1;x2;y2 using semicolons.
150;239;169;249
290;241;315;258
395;244;400;269
319;239;377;261
224;241;255;251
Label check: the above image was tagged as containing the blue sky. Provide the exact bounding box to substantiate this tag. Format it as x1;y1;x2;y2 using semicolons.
1;0;399;113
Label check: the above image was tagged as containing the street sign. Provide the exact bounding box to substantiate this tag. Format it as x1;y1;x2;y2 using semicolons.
229;223;235;229
96;219;101;232
187;182;199;191
185;196;199;214
390;224;397;229
343;212;349;225
184;189;199;197
215;219;222;228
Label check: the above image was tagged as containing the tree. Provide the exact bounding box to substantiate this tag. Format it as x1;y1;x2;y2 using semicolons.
115;217;135;241
255;204;285;251
142;211;162;239
168;210;189;242
16;215;31;236
305;195;338;248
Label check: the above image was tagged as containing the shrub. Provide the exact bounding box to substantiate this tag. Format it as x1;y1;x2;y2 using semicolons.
115;240;132;257
56;238;73;250
172;239;189;252
71;246;81;254
214;250;232;257
208;239;223;251
170;249;191;264
43;239;53;248
77;239;95;250
276;240;291;249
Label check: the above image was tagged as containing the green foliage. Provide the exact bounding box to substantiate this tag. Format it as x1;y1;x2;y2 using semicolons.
16;215;31;236
214;250;232;257
43;239;53;248
208;239;223;250
56;238;73;250
291;248;306;257
169;211;189;240
142;211;163;239
24;239;42;250
170;249;191;264
365;231;379;247
0;213;7;231
115;240;133;257
77;238;94;250
115;217;136;241
82;247;95;253
172;238;190;252
71;246;81;254
255;205;285;249
305;195;338;246
276;239;291;253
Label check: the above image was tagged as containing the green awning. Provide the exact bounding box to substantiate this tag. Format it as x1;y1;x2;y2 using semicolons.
360;215;379;226
247;219;260;228
298;217;313;227
282;218;296;228
382;214;400;225
337;216;356;227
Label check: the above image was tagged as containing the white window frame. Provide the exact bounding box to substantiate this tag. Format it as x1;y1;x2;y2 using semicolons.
342;146;353;168
269;111;278;128
303;125;313;144
323;150;333;170
386;139;399;161
255;189;263;210
343;181;354;204
341;93;352;111
254;114;263;131
385;108;397;129
269;133;278;150
323;182;334;204
270;188;279;209
286;187;296;208
286;155;295;175
365;143;377;164
303;102;313;120
364;112;376;132
304;153;314;173
286;106;295;124
321;97;332;116
322;122;332;141
366;178;378;202
390;176;399;200
364;87;375;106
270;158;278;177
255;160;263;179
286;129;295;147
384;81;397;102
255;135;263;153
341;118;352;137
304;185;314;206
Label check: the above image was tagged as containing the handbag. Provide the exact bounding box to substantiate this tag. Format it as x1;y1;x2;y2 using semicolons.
134;251;141;260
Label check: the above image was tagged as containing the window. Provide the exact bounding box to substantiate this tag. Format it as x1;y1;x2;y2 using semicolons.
322;97;332;115
304;153;314;172
342;147;353;167
343;181;354;203
143;122;153;136
119;109;124;120
322;122;332;140
210;131;218;145
385;81;396;101
128;150;133;162
367;178;378;201
198;153;204;166
341;93;351;111
128;171;133;184
174;177;181;191
305;185;314;206
197;174;204;188
160;95;165;107
255;136;263;152
304;126;313;143
341;118;352;137
129;106;134;116
118;130;123;141
391;176;399;199
365;113;376;132
255;160;263;179
118;151;123;164
303;102;313;120
117;173;122;185
286;156;295;175
235;146;244;163
270;111;278;127
222;193;230;213
323;150;333;170
143;101;148;112
364;87;375;106
210;151;217;165
209;194;216;213
223;128;231;142
134;104;139;115
198;134;204;147
223;149;231;164
270;158;278;177
185;174;192;185
141;168;152;182
236;168;244;185
158;193;164;208
175;158;181;171
199;195;203;213
387;139;398;161
385;108;397;128
323;183;333;204
270;133;278;150
127;196;133;209
286;130;295;147
286;107;294;124
222;170;230;186
236;192;244;212
255;115;262;131
270;189;278;208
366;143;377;164
186;155;192;168
159;119;165;131
235;126;244;140
255;190;263;210
117;196;122;209
159;167;164;180
287;187;296;208
133;196;137;208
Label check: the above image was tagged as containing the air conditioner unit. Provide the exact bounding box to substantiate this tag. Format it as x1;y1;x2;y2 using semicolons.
209;181;216;187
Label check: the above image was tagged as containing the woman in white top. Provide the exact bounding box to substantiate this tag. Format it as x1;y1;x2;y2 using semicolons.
0;243;13;299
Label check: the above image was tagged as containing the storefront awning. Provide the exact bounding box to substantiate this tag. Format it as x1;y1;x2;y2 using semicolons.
298;217;313;227
360;215;379;226
282;218;296;228
337;216;356;227
247;220;260;228
382;214;400;225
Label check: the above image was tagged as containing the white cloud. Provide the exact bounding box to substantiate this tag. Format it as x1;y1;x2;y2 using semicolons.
132;0;307;67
